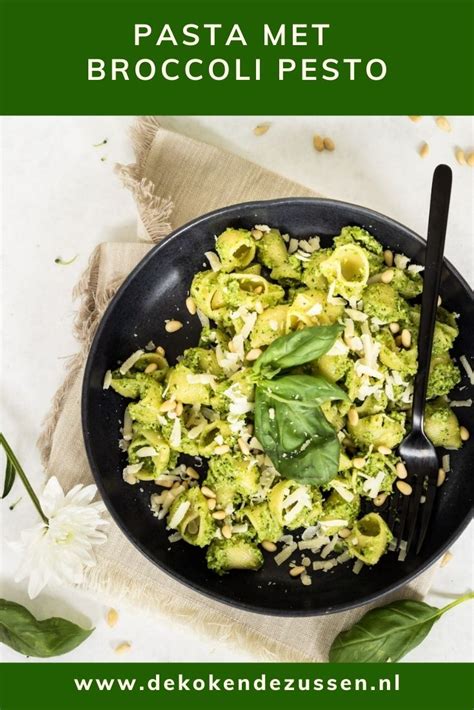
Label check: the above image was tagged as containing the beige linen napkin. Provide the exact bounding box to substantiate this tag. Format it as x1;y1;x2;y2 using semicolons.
38;118;436;662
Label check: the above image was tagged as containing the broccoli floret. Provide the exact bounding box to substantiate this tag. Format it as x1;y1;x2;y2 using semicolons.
319;490;360;535
206;536;263;575
348;412;406;450
409;307;459;356
240;502;282;542
427;354;461;399
255;229;289;269
215;228;256;272
167;487;216;547
425;399;462;449
362;283;409;324
390;268;423;299
347;513;392;565
204;453;259;507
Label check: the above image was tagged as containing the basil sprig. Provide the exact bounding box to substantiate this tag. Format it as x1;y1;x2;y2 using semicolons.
0;599;94;658
253;324;343;377
329;592;474;662
253;325;346;485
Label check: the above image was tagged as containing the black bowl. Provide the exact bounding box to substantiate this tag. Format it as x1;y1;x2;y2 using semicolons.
82;198;474;616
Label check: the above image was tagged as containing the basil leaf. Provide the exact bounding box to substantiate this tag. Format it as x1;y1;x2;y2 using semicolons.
329;593;474;662
0;599;94;658
2;459;16;499
260;374;348;408
255;384;341;485
253;324;343;377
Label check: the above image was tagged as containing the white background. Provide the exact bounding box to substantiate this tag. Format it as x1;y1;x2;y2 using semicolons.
0;115;473;662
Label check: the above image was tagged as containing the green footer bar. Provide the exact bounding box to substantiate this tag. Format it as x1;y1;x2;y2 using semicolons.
0;663;472;710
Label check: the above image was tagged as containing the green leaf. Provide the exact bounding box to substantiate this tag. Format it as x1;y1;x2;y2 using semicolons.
329;593;474;662
252;324;342;377
260;374;348;408
254;378;342;486
2;458;16;499
0;599;94;658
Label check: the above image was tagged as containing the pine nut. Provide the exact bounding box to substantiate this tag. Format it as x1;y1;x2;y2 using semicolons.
115;642;131;654
313;134;324;152
289;565;306;577
378;445;392;455
255;300;264;314
155;345;165;356
419;142;430;159
246;348;263;361
159;399;176;413
212;510;226;520
389;322;400;334
374;493;388;507
221;524;232;539
238;437;250;456
396;480;412;496
207;498;217;511
401;329;412;348
106;608;119;627
338;527;352;538
323;137;335;151
460;426;470;441
435;116;451;132
396;462;408;479
466;152;474;167
353;457;366;470
175;401;183;416
254;286;264;295
201;486;216;499
384;249;394;267
144;362;158;374
302;556;311;567
455;147;466;166
165;320;183;333
214;444;230;455
252;229;263;240
254;123;270;136
437;468;446;487
261;540;277;552
186;296;197;315
348;408;359;427
408;115;422;122
440;550;453;567
381;269;394;284
186;466;200;480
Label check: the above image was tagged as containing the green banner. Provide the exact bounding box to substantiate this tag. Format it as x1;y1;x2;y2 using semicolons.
0;662;472;709
0;0;473;115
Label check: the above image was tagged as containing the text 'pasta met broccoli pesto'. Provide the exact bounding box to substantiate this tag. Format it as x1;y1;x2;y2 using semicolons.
103;224;466;581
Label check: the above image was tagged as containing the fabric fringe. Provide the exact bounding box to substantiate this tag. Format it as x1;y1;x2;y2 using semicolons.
37;247;124;467
80;561;312;663
115;116;174;243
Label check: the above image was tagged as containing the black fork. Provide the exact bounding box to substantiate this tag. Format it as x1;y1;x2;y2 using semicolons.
389;164;453;556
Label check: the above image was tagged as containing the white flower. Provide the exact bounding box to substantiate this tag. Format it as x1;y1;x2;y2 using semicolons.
12;476;108;599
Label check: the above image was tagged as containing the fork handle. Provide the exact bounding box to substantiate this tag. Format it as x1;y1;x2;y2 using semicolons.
412;164;452;432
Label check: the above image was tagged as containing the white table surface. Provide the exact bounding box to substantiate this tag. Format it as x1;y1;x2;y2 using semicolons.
0;115;473;663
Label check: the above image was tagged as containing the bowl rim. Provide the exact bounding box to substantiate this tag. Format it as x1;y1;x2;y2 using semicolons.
82;196;474;617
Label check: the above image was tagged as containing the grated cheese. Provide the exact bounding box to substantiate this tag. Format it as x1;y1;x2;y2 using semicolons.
168;500;190;529
442;454;451;472
352;559;364;574
204;251;222;271
119;349;144;375
274;543;298;566
103;370;112;389
169;417;182;448
298;536;330;551
136;446;159;458
460;355;474;384
449;399;472;407
330;481;355;503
